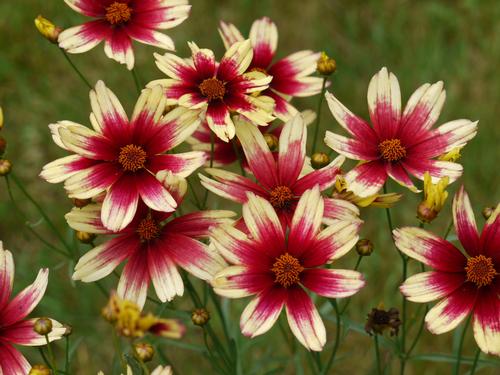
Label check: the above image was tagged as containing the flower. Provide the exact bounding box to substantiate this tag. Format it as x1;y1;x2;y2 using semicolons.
150;40;275;142
324;67;478;197
316;52;336;76
99;365;172;375
102;292;184;339
200;114;359;227
66;172;232;308
417;171;449;223
40;81;206;231
0;242;66;374
34;15;61;44
58;0;191;70
211;188;365;351
219;17;324;121
394;186;500;356
365;306;401;336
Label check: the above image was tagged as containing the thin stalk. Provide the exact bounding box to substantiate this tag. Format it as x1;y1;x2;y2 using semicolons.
132;68;142;94
231;139;246;176
45;334;58;375
209;288;231;345
321;299;342;374
60;49;92;89
311;351;322;373
311;77;328;154
112;330;127;374
374;335;382;375
453;314;472;375
38;347;52;369
407;305;429;356
469;348;481;375
339;256;363;315
443;219;454;239
138;359;150;375
202;131;215;209
187;178;203;210
65;335;70;374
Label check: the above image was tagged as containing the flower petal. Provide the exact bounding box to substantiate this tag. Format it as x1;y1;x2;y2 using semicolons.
249;17;277;69
104;30;135;70
0;343;30;375
403;158;463;184
480;203;500;263
344;161;387;198
64;162;122;200
149;151;207;178
324;131;378;161
117;250;150;309
452;186;480;257
166;210;235;238
0;244;14;310
218;20;245;49
147;242;184;303
40;155;96;184
126;26;175;51
218;39;253;82
213;265;273;299
2;318;66;346
136;172;177;213
473;289;500;356
277;114;307;186
400;271;465;303
65;204;111;234
101;176;140;231
322;198;361;226
301;269;365;298
293;155;344;194
206;101;235;142
57;122;116;160
58;20;109;53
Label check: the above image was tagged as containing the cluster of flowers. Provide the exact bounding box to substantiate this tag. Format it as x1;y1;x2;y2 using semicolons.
1;0;498;373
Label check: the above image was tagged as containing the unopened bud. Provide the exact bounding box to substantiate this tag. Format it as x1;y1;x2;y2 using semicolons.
34;317;53;335
263;133;279;152
63;324;73;336
417;202;438;224
76;231;96;244
133;342;155;362
34;16;62;44
29;364;51;375
0;159;12;176
482;207;494;220
311;152;330;169
0;136;6;155
317;52;336;76
356;239;374;256
191;308;210;326
72;197;92;208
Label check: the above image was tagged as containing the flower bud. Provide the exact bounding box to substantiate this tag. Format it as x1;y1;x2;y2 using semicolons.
63;324;73;336
191;308;210;326
29;365;51;375
365;306;401;336
76;231;96;244
34;16;62;44
34;317;53;335
356;239;374;256
317;52;336;76
311;152;330;170
0;136;6;156
416;201;438;224
263;133;279;152
482;207;494;220
72;197;92;208
0;159;12;176
133;342;155;362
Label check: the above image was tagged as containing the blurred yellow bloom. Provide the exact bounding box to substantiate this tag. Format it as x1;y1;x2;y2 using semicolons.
333;175;402;208
34;15;61;44
317;52;336;76
0;107;4;130
417;171;449;223
102;293;185;339
438;147;462;162
98;365;172;375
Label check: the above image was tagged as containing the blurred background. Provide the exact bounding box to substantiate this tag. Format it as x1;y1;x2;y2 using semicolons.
0;0;499;373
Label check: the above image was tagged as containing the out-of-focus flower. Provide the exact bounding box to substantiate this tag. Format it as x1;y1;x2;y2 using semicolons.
0;107;4;130
34;15;62;44
29;365;51;375
219;17;324;121
66;172;233;308
0;159;12;176
191;308;210;326
211;188;365;351
102;292;184;339
201;114;360;227
133;342;155;362
150;40;274;142
324;67;478;197
316;52;336;76
438;147;462;162
394;186;500;356
365;306;401;336
0;242;66;373
356;238;374;256
417;172;449;223
58;0;191;70
40;81;205;232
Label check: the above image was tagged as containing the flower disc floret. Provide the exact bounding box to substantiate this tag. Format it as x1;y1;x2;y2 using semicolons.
271;253;303;288
465;255;496;287
378;138;406;162
118;144;147;172
269;186;294;210
105;2;133;25
137;217;161;242
199;78;226;101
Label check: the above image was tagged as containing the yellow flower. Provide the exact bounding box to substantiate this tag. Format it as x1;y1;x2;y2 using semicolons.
333;175;402;208
438;147;462;162
417;172;449;223
317;52;336;76
34;15;62;44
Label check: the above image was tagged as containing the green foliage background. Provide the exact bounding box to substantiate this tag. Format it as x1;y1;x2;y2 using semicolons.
0;0;499;373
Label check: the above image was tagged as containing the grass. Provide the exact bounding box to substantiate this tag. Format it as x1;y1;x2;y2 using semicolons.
0;0;499;373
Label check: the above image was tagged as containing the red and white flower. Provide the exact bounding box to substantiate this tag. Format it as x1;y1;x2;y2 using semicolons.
324;67;478;197
150;40;275;142
394;186;500;356
66;173;233;308
40;81;206;232
59;0;191;70
200;114;359;227
219;17;324;121
0;242;66;374
211;187;365;351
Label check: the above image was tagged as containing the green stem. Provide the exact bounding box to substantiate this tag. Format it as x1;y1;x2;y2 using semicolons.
132;68;142;94
231;139;246;176
65;335;70;374
444;219;454;239
60;49;92;89
187;178;203;210
321;299;341;374
45;334;58;375
374;335;382;375
311;77;328;154
311;351;322;373
202;131;215;209
38;347;52;369
138;359;150;375
453;314;472;375
339;256;363;315
112;330;127;374
407;305;429;356
209;288;231;345
469;348;481;375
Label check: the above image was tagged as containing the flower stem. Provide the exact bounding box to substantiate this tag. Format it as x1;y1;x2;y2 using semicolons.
202;131;215;209
132;68;143;94
443;219;454;239
311;77;328;154
453;314;472;375
65;335;70;374
469;347;481;375
60;49;92;89
374;335;382;375
321;299;341;374
339;256;363;315
407;305;429;356
112;329;127;374
231;139;246;176
44;334;58;375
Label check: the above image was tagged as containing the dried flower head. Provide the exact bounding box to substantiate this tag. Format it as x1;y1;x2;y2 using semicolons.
34;15;62;44
365;306;401;336
0;107;3;130
72;198;92;208
317;52;337;76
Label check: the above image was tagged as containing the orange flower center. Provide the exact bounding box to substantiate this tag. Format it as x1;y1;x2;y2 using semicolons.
118;144;147;172
137;217;161;241
105;2;133;25
199;78;226;101
465;255;497;287
269;186;294;209
378;138;407;162
271;253;304;288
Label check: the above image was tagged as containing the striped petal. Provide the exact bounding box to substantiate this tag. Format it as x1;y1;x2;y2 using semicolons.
249;17;278;69
58;20;109;54
393;227;466;272
213;266;273;299
133;0;190;29
210;224;264;266
344;161;387;198
322;198;361;226
64;0;104;17
293;155;344;194
386;163;419;193
101;176;140;231
206;102;234;142
200;169;267;203
277;114;307;186
2;318;66;346
153;52;197;82
165;210;235;238
324;131;379;161
301;269;365;298
403;158;463;184
0;343;30;375
40;155;96;184
452;186;480;256
400;271;465;303
149;151;207;177
152;106;202;152
126;26;175;51
285;287;326;351
103;30;134;70
147;242;184;303
480;203;500;263
64;162;122;200
136;172;177;213
218;21;244;49
473;289;500;356
65;204;110;234
218;40;253;82
0;244;14;310
57;122;115;160
117;250;150;309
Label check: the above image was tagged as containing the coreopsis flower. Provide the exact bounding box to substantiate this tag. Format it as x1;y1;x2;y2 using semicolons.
211;188;365;351
150;40;275;142
200;114;359;227
394;186;500;356
102;293;184;339
417;172;449;223
219;17;324;120
324;67;478;197
58;0;191;70
0;242;66;374
40;81;206;232
66;172;232;308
